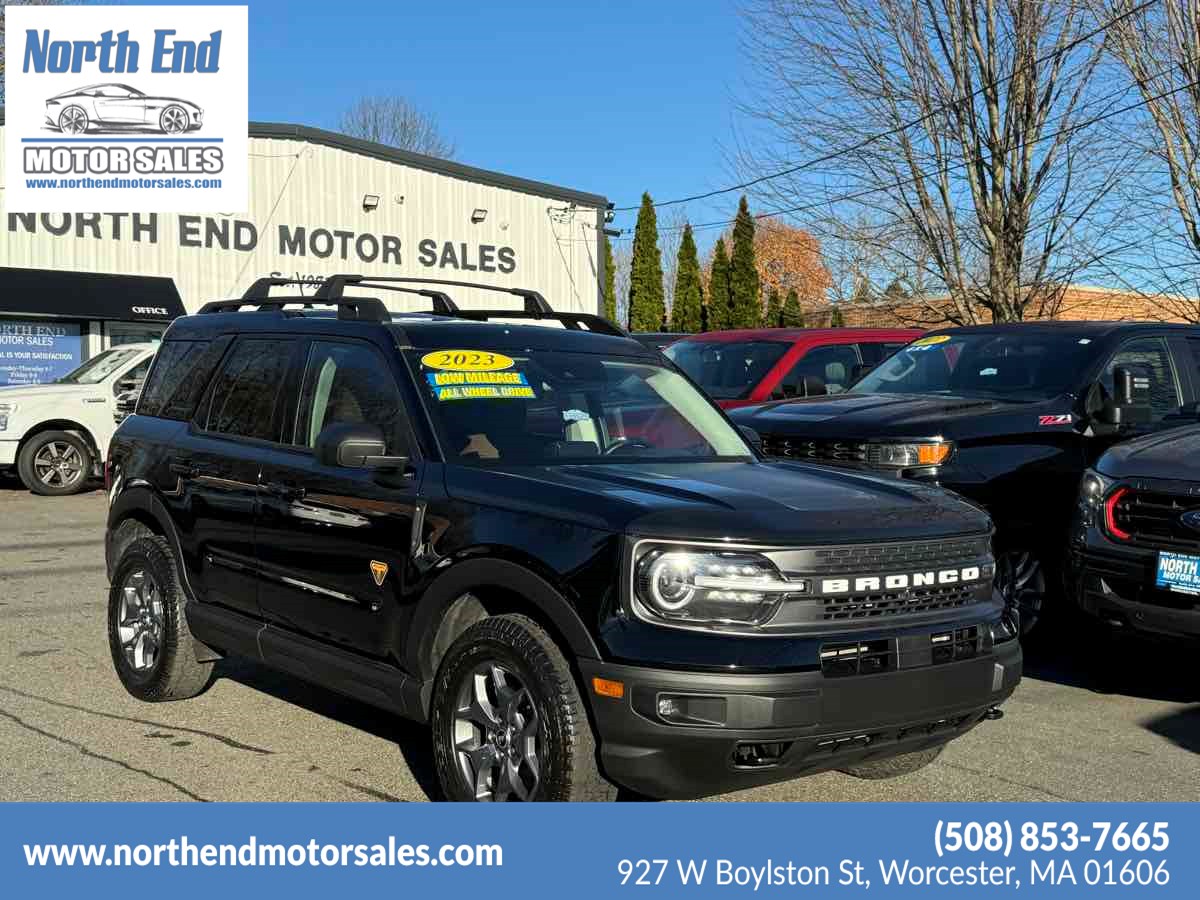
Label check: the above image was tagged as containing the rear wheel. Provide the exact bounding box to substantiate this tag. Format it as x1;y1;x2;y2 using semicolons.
840;746;943;780
58;105;88;134
431;614;616;802
17;431;92;496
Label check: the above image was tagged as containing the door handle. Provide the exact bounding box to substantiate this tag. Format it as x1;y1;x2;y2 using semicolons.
264;481;306;501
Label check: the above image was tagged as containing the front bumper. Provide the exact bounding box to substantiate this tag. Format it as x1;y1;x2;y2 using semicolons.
0;440;17;467
1070;544;1200;640
579;639;1021;799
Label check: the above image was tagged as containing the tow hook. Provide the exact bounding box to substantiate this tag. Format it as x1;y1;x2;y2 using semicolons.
982;707;1004;721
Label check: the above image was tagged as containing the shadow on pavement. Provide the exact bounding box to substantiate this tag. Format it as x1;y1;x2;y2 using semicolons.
1020;613;1199;705
1142;706;1200;755
214;655;443;801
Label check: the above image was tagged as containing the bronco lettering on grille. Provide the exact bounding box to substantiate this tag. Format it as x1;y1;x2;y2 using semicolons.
820;566;982;595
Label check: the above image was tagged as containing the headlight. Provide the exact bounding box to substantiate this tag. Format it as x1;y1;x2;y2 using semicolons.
1076;469;1129;537
632;544;800;627
866;440;954;468
0;403;15;431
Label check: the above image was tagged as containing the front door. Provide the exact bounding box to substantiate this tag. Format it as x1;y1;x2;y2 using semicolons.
255;338;421;658
168;335;299;619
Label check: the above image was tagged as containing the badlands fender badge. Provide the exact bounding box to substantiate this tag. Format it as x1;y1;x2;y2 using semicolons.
370;560;388;587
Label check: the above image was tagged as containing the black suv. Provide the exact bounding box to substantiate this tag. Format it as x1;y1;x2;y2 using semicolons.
104;275;1020;801
1071;425;1200;641
731;322;1200;636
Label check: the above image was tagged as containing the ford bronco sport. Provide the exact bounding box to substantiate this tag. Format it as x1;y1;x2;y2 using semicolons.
104;275;1020;801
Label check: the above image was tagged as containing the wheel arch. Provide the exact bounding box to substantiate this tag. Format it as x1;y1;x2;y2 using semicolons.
18;419;100;461
406;555;603;691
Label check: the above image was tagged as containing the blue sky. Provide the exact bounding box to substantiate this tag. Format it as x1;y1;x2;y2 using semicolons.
114;0;750;246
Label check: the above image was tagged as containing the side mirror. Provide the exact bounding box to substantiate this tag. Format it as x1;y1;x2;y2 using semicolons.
1097;365;1153;427
314;422;407;470
115;377;139;394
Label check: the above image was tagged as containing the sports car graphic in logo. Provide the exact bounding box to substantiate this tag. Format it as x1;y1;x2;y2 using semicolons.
44;83;203;135
1180;510;1200;533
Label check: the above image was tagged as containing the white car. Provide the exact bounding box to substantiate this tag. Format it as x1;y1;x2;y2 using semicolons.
0;344;158;496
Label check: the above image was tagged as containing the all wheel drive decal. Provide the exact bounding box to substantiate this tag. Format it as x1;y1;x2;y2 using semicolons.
1038;414;1073;426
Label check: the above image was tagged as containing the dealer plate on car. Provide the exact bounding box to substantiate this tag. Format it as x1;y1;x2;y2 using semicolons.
1155;551;1200;596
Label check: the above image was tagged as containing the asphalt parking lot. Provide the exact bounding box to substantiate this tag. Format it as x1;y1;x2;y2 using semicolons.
0;481;1196;803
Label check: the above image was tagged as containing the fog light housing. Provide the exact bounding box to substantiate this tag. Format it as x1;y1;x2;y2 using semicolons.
655;693;727;727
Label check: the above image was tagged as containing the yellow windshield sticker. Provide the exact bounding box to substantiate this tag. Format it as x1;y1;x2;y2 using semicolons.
434;385;536;402
910;335;951;348
421;349;514;372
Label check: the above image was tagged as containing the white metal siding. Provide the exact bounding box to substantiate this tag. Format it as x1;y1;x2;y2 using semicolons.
0;129;604;315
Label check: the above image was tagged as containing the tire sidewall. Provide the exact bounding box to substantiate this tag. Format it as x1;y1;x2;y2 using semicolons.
160;105;186;134
59;106;88;134
18;431;93;496
107;536;184;699
431;628;566;802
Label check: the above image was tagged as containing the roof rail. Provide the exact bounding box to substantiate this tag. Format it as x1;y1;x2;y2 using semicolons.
314;274;555;316
196;295;392;323
240;276;318;300
313;275;460;316
453;309;628;337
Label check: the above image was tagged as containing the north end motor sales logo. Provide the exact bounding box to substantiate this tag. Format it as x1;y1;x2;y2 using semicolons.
3;5;247;214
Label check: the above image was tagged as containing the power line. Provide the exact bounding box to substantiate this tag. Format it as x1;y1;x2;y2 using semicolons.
637;63;1191;240
613;0;1159;212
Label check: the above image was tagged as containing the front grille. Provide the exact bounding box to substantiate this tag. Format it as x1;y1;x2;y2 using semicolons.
1111;489;1200;552
820;626;983;677
808;537;990;575
818;583;976;621
761;435;867;462
820;639;893;676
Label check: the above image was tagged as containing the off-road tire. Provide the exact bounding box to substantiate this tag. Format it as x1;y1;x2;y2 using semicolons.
431;613;617;802
840;746;943;780
17;430;93;496
107;521;213;701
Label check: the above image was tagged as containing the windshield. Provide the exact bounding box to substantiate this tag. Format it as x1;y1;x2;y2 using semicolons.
57;348;141;385
852;332;1096;401
665;340;791;399
409;348;753;464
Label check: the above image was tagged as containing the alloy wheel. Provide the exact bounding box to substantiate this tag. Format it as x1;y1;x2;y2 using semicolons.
995;550;1045;637
161;107;188;134
32;441;85;489
116;569;165;672
59;107;87;135
453;662;542;801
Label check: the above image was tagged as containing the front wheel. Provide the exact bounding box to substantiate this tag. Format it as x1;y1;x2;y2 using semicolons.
840;746;943;780
159;105;189;134
995;549;1048;638
431;614;617;802
17;430;92;496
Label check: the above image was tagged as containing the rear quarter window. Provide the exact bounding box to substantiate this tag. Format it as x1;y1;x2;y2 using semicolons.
136;338;228;421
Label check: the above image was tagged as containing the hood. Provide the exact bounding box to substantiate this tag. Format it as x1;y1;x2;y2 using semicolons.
1097;424;1200;481
0;383;96;401
729;391;1070;442
444;460;991;545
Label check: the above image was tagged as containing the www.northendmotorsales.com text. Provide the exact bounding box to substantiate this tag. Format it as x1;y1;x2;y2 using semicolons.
616;857;1172;891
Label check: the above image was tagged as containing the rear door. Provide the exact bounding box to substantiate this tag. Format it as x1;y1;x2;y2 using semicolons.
254;337;422;658
167;335;299;619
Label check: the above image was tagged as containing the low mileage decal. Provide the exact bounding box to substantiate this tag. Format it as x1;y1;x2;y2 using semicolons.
421;349;514;372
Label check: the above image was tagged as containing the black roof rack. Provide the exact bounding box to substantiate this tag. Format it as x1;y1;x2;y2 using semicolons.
315;274;555;316
197;277;391;323
453;309;627;337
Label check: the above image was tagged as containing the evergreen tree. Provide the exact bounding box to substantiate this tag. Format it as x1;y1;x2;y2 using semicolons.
670;224;704;333
764;288;782;327
601;232;617;322
781;289;804;327
627;193;666;332
728;196;761;328
830;304;846;327
708;238;732;330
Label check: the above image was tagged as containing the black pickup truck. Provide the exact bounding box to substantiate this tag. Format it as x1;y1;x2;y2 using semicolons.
731;322;1200;636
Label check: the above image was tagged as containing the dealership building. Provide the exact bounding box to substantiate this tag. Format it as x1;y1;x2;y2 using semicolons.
0;113;609;385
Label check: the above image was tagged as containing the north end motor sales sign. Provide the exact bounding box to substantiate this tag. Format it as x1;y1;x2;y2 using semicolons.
3;5;248;213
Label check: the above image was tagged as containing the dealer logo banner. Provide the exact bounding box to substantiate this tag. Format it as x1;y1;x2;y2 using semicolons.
3;5;247;213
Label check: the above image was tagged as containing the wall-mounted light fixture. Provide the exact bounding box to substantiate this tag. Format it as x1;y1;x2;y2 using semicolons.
470;208;488;223
363;194;381;212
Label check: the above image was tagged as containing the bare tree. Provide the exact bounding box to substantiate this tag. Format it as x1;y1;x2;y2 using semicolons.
339;95;456;159
612;240;634;328
1096;0;1200;321
657;206;688;322
739;0;1136;324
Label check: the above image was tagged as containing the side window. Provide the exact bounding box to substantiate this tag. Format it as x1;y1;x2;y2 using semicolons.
1102;337;1182;422
294;341;407;455
115;358;151;394
858;342;907;366
777;345;861;396
203;338;294;440
138;338;229;421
